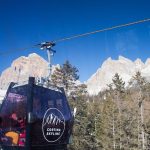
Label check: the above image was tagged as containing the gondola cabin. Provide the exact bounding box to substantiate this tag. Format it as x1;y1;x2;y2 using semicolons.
0;77;74;150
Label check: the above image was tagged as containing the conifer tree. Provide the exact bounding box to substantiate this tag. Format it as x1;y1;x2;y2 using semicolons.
70;84;87;98
129;71;147;149
112;73;125;94
112;73;125;149
51;60;79;93
62;60;79;92
51;66;64;87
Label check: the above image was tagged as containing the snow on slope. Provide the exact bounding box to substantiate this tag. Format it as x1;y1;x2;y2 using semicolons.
0;90;6;103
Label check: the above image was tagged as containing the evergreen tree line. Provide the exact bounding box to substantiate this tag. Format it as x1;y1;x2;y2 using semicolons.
51;61;150;150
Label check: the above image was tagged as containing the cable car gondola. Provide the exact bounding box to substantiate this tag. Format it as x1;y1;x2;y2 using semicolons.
0;77;74;150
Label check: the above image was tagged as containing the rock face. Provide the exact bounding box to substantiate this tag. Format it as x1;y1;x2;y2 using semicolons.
1;54;150;96
0;53;59;90
86;56;150;95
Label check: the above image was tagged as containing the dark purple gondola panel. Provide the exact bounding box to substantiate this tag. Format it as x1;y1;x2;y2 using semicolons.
31;85;73;146
0;85;27;146
0;84;73;148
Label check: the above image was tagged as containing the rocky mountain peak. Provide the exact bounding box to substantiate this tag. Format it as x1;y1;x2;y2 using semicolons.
86;56;150;95
134;58;144;65
0;53;56;90
118;56;133;65
106;57;112;61
134;58;144;71
145;58;150;66
119;55;129;61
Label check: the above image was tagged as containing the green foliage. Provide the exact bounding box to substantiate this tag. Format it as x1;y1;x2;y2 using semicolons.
68;96;96;150
51;67;64;87
112;73;125;93
51;60;79;93
50;63;150;150
68;71;150;150
70;84;87;98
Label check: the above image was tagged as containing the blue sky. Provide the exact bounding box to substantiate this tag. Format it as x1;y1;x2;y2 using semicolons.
0;0;150;82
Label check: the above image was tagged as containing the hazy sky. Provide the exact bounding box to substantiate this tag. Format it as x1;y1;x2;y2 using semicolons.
0;0;150;81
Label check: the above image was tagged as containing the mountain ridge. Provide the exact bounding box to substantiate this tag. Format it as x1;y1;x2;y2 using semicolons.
86;56;150;95
0;53;59;89
0;54;150;96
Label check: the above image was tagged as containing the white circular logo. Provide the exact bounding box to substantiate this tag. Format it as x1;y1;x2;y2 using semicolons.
42;108;65;142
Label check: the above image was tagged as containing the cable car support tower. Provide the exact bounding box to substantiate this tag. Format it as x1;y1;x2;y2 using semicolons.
37;42;56;84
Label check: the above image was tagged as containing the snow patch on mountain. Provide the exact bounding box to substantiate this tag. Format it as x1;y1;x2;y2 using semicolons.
0;90;6;103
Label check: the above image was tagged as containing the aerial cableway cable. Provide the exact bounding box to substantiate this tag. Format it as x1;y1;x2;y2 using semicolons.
53;18;150;43
0;18;150;56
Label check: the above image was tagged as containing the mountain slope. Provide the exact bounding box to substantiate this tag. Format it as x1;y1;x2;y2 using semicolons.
1;54;150;95
86;56;150;95
0;53;59;89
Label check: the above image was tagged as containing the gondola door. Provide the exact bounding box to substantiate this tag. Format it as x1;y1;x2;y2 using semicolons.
30;84;73;149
